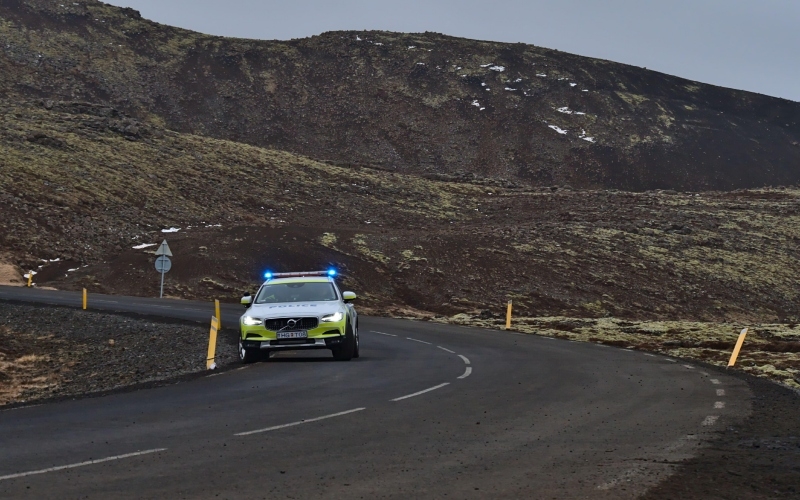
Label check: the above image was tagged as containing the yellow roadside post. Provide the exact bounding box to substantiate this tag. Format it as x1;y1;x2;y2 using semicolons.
207;316;219;370
505;300;513;330
215;299;221;330
82;288;87;310
727;328;749;367
27;272;33;287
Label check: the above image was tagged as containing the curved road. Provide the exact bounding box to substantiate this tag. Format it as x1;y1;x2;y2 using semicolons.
0;287;750;498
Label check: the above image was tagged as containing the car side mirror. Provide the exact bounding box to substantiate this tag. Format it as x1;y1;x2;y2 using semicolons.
241;293;252;307
343;291;357;302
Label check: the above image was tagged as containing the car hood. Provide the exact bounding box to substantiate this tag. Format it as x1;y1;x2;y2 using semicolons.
245;301;344;319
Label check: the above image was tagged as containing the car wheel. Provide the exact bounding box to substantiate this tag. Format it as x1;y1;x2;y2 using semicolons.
332;320;355;361
239;339;259;364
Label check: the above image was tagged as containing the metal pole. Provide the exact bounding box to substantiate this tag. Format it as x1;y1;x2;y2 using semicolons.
160;265;165;298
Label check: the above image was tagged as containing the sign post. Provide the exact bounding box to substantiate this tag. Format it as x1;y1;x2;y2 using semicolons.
154;240;173;298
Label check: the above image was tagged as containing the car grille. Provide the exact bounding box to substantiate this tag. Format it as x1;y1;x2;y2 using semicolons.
264;317;319;331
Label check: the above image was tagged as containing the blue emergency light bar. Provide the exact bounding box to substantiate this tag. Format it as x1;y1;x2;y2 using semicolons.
264;269;338;280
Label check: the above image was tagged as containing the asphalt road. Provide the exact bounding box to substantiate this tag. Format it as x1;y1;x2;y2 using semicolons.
0;287;751;498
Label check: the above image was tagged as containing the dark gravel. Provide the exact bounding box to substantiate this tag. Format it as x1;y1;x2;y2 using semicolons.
0;302;239;406
644;374;800;499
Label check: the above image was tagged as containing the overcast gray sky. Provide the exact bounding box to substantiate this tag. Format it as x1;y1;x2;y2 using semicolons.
105;0;799;102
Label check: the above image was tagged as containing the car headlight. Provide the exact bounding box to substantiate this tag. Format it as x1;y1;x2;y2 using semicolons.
321;311;344;323
242;316;262;326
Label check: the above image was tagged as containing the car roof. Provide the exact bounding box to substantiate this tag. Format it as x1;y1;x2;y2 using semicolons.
261;277;333;285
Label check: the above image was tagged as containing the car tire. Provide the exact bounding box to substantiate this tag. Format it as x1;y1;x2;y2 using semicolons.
239;339;259;364
353;324;360;359
332;320;355;361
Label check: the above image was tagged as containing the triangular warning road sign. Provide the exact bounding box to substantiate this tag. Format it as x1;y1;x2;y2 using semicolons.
155;239;173;257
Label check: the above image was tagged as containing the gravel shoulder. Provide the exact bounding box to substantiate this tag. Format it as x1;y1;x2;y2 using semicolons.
0;302;239;407
644;373;800;499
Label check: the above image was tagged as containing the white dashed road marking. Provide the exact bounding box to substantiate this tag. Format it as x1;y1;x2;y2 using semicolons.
717;389;726;396
644;353;655;357
666;359;677;363
458;355;470;365
392;383;450;402
714;401;726;409
0;449;167;481
702;415;719;426
710;379;721;385
458;367;473;379
371;331;397;337
235;408;366;436
437;346;455;354
683;365;695;369
407;337;431;345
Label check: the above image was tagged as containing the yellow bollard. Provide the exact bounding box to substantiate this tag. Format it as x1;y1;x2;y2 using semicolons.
727;328;749;367
82;288;87;310
505;300;513;330
207;316;219;370
27;272;33;287
215;299;221;330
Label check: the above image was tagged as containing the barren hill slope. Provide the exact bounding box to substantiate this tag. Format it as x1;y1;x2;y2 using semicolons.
1;0;799;190
2;99;800;324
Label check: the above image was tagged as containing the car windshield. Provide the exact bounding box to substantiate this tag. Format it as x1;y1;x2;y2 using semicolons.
255;282;338;303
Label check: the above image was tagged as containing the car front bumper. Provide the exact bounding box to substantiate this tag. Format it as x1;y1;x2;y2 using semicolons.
240;335;346;351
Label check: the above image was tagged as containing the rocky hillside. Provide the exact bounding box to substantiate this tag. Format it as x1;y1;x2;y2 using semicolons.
2;98;800;323
1;0;799;191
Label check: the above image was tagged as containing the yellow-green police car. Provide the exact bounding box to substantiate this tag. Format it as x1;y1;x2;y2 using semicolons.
238;270;359;363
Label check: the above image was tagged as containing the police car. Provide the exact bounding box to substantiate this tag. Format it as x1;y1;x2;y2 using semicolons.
238;270;359;363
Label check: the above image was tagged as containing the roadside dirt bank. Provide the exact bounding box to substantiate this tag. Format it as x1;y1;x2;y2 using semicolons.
0;302;239;407
0;261;24;287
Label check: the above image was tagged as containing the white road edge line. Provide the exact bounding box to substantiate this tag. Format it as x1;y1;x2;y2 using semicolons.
458;367;473;379
407;337;432;345
392;383;450;402
666;359;677;363
702;415;719;426
371;331;397;337
235;408;366;436
714;401;726;409
644;353;655;357
437;346;455;354
458;355;470;365
0;448;167;481
1;403;43;412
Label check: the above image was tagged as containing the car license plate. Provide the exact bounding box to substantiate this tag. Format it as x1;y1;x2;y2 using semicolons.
277;331;307;339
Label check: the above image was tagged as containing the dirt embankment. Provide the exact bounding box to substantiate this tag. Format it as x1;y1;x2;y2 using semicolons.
0;260;23;287
0;302;238;407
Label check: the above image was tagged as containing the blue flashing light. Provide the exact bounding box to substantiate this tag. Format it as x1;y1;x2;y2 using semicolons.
264;271;273;280
327;268;337;277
